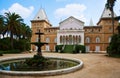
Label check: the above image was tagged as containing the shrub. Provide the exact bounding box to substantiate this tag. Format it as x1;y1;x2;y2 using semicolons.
0;38;30;54
0;52;3;56
0;38;11;50
0;38;30;53
60;50;64;53
55;45;59;52
14;39;31;51
107;34;120;57
80;45;86;53
55;45;63;52
1;49;21;54
73;45;86;53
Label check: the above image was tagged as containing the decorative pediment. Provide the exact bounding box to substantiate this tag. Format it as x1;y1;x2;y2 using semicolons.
59;16;84;30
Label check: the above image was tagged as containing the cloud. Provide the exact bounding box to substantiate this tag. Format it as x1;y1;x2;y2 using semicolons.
54;3;87;22
1;3;34;19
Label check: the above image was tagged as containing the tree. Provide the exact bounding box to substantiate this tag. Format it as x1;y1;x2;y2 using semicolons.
20;23;32;40
106;0;116;34
0;15;5;38
107;34;120;56
116;23;120;34
4;12;23;49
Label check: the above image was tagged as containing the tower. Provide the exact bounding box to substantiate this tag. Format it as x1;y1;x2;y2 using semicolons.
97;6;119;51
89;18;94;26
31;8;51;51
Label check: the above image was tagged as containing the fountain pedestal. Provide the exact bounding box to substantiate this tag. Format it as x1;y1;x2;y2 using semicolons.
31;29;47;56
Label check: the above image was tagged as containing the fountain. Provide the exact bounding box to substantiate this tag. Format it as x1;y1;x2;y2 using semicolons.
0;29;83;78
31;29;47;56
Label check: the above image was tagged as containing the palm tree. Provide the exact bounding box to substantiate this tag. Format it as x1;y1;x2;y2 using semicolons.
4;12;23;49
24;25;32;40
20;23;32;40
106;0;116;34
0;15;5;38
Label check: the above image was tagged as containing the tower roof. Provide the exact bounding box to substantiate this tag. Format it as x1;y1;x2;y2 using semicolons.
89;18;94;26
100;7;116;19
33;9;49;22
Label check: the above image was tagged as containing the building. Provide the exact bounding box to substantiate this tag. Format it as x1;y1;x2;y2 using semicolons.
31;6;119;53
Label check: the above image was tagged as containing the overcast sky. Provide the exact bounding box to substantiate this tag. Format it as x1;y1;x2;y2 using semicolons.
0;0;120;27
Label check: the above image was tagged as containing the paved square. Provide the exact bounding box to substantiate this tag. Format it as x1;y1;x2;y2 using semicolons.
0;52;120;78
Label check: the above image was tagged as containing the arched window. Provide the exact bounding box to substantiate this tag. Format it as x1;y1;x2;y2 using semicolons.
96;37;100;43
54;37;57;43
46;37;50;43
108;37;111;43
63;36;66;44
86;37;90;43
79;36;81;43
66;36;69;44
60;36;63;43
69;35;72;44
73;36;75;44
36;37;38;42
76;36;79;44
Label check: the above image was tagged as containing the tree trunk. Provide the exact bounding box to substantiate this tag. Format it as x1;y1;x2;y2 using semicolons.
10;32;14;49
111;8;114;34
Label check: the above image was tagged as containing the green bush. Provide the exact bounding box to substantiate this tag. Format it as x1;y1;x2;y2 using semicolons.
55;45;86;54
0;38;11;50
80;45;86;53
60;50;64;53
0;38;31;54
73;45;86;53
0;49;21;54
55;45;59;52
14;39;30;51
63;45;74;53
0;52;3;56
55;45;63;52
107;34;120;57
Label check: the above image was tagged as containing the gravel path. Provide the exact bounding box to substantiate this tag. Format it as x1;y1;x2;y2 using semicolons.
0;52;120;78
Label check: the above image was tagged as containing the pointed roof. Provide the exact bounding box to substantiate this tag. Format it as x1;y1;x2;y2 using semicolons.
89;18;94;26
33;8;49;22
100;7;116;19
59;16;84;24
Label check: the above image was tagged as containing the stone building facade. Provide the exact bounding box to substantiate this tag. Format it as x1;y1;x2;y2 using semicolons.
31;7;119;52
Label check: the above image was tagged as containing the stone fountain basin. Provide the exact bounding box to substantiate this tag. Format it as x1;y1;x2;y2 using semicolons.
0;56;83;77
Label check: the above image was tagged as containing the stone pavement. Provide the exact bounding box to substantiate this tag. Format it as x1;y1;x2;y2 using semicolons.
0;52;120;78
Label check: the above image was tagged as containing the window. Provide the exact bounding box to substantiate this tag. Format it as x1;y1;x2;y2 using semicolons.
86;46;90;52
60;36;63;44
96;37;100;43
79;36;81;43
36;37;38;42
46;37;50;43
86;37;90;43
95;46;100;52
98;29;100;32
46;45;50;51
109;27;112;32
54;37;57;43
108;37;111;43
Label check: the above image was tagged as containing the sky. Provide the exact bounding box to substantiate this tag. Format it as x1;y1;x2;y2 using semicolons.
0;0;120;27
